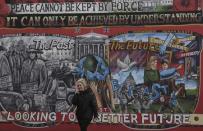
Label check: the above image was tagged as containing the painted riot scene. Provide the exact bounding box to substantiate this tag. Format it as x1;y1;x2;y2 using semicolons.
0;33;114;115
110;32;201;115
0;35;76;113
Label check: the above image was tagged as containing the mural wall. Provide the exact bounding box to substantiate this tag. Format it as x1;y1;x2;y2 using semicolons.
0;0;203;131
0;32;201;129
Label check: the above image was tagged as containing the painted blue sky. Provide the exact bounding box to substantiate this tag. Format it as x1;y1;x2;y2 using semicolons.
112;68;144;85
176;79;198;89
111;33;194;46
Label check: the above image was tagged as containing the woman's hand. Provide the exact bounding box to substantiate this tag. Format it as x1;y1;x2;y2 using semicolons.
74;85;79;94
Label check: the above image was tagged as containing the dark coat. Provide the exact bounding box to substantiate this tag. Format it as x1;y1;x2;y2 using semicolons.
72;88;98;121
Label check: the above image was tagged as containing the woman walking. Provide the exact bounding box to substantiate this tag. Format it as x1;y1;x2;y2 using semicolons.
72;78;98;131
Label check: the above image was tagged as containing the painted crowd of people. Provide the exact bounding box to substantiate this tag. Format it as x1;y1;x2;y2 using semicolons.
0;40;48;111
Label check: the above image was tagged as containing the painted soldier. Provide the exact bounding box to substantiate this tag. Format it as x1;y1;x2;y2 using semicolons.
21;48;48;94
0;45;10;77
0;45;13;91
6;40;27;93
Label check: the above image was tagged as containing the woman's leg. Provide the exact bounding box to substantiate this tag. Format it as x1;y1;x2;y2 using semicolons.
79;119;91;131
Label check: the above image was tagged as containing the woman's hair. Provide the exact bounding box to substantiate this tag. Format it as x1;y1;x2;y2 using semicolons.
76;78;89;89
